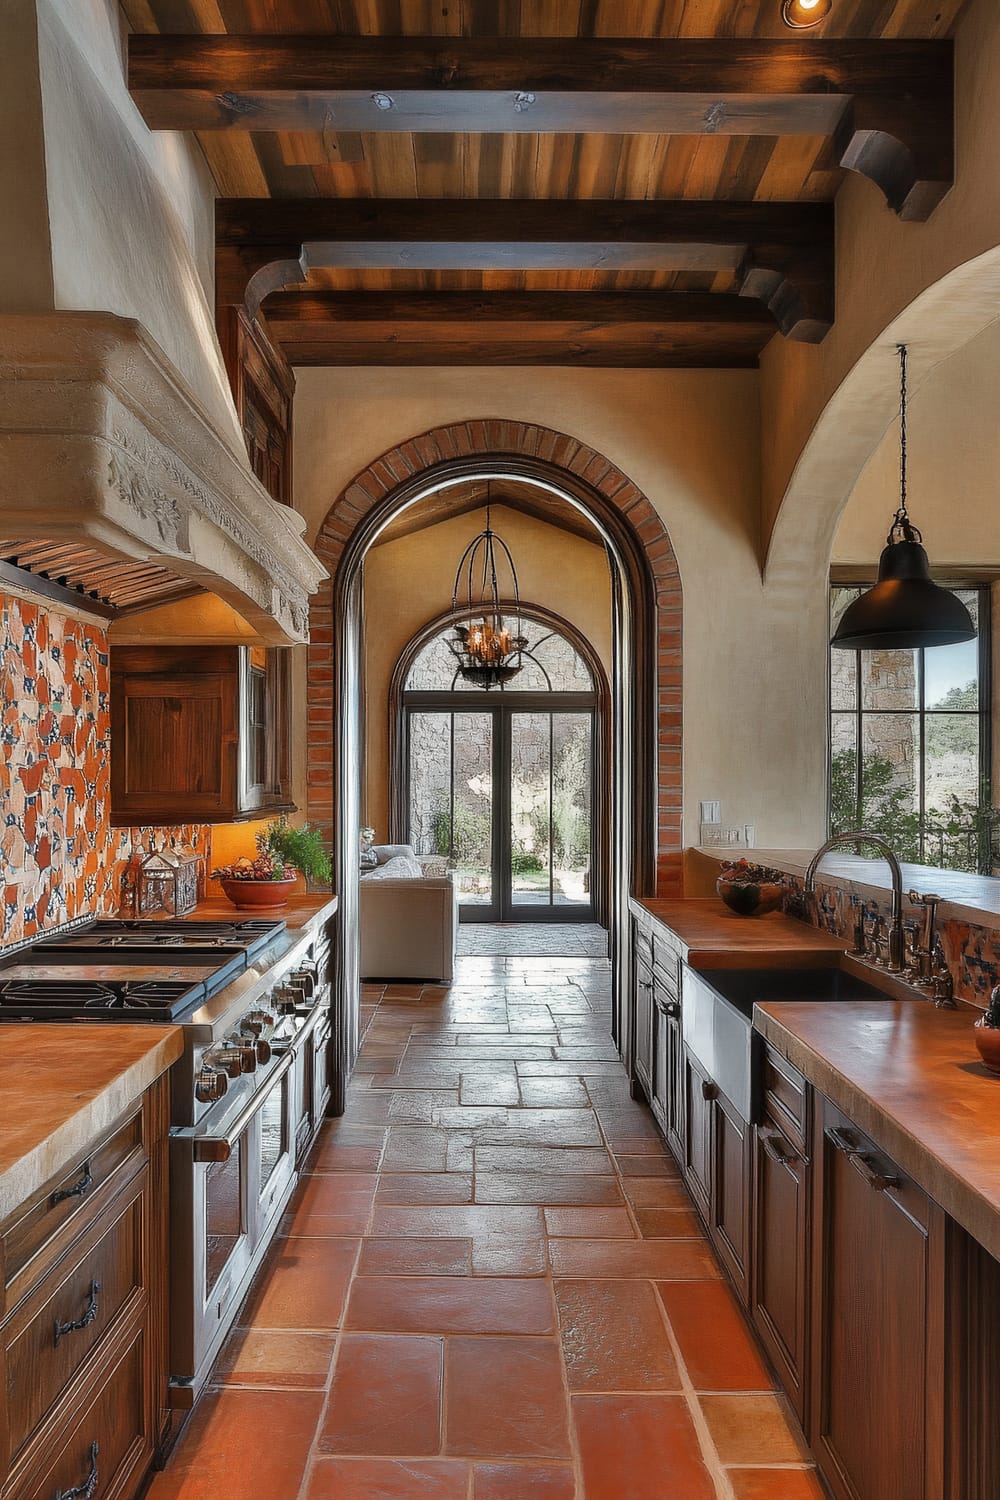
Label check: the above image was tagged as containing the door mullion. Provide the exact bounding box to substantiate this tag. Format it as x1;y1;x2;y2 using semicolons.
498;705;510;922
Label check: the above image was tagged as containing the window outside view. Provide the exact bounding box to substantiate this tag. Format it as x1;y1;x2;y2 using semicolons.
829;586;994;873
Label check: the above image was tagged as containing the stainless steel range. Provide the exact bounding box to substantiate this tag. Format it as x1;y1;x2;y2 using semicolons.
0;912;336;1414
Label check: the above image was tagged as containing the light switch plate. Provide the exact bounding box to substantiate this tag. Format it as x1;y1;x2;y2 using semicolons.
700;800;721;824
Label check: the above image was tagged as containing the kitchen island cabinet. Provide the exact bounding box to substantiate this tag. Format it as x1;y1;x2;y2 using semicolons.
0;1028;180;1500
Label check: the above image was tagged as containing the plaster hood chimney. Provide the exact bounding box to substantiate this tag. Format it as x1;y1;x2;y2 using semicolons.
0;312;325;643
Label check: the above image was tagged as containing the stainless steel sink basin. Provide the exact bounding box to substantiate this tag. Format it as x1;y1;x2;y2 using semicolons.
682;963;892;1124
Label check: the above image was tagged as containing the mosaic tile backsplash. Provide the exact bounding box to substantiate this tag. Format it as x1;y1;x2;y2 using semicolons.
1;593;210;949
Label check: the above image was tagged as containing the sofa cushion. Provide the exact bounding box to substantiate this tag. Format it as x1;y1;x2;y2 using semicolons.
372;843;417;865
362;854;424;880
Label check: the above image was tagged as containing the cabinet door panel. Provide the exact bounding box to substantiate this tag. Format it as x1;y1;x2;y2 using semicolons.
682;1049;712;1218
811;1098;944;1500
632;954;654;1100
711;1090;750;1304
753;1115;809;1420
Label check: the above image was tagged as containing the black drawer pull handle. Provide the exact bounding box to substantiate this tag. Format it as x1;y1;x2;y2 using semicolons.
661;1000;680;1019
848;1152;900;1194
54;1280;101;1345
826;1125;861;1156
51;1163;93;1207
55;1440;99;1500
701;1079;719;1101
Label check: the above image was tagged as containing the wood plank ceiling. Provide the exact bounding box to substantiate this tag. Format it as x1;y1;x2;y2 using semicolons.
124;0;966;372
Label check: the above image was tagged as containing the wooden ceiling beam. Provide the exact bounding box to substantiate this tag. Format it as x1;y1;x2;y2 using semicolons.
218;198;834;342
261;290;777;325
131;36;952;219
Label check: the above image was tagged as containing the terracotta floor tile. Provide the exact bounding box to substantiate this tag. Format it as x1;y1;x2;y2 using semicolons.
471;1237;547;1275
556;1279;680;1392
634;1208;703;1238
319;1333;443;1455
239;1238;359;1330
389;1089;461;1123
376;1172;475;1204
550;1238;719;1279
382;1126;452;1170
146;1388;323;1499
213;1328;336;1388
282;1173;377;1236
305;1459;470;1499
572;1393;717;1500
472;1463;576;1499
358;1237;471;1276
345;1276;554;1334
700;1394;810;1464
728;1469;827;1500
445;1337;571;1458
475;1172;624;1205
307;1141;384;1173
544;1207;636;1238
609;1137;668;1154
622;1176;697;1209
370;1205;545;1239
657;1280;774;1391
615;1153;681;1178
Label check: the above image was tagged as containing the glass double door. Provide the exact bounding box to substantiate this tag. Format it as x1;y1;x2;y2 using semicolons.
407;696;595;922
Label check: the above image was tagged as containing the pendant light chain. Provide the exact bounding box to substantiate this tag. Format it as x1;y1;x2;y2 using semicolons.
891;342;920;545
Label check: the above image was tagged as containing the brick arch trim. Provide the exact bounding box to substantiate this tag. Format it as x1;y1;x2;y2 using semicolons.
307;419;683;896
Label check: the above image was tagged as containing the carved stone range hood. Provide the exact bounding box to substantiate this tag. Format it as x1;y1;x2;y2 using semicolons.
0;313;325;644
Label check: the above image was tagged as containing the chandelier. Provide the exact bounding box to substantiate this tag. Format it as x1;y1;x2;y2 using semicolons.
449;490;527;690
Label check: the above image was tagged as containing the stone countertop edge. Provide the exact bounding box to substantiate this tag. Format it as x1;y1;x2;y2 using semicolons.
691;846;1000;930
755;1000;1000;1264
189;893;339;930
0;1026;184;1223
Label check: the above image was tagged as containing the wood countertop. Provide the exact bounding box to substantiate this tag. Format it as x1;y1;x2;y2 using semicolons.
190;892;338;931
0;1026;183;1221
755;1000;1000;1261
631;897;846;968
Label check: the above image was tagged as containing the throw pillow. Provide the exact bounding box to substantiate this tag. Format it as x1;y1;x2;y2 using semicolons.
372;843;417;864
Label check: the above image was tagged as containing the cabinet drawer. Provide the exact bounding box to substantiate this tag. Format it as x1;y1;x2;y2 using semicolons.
652;934;680;998
760;1044;809;1149
3;1175;146;1470
11;1323;150;1500
2;1109;145;1308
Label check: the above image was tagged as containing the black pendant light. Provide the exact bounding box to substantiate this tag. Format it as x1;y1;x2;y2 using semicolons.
831;345;976;652
449;486;528;690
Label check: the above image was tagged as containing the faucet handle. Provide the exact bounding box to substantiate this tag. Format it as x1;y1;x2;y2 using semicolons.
908;890;942;907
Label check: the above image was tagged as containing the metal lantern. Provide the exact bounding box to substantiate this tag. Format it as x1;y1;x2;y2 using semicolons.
449;491;528;690
131;844;200;918
831;345;976;652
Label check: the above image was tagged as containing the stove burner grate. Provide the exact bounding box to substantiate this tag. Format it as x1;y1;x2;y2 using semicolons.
0;978;202;1021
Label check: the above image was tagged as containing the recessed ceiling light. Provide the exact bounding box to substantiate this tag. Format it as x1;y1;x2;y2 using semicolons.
781;0;832;27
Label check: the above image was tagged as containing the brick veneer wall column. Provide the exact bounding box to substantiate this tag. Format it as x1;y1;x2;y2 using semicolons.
308;421;683;897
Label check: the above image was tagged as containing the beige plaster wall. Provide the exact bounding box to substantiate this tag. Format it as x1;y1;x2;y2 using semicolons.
0;1;52;313
761;0;1000;556
293;366;828;850
360;504;612;839
31;0;244;455
832;318;1000;567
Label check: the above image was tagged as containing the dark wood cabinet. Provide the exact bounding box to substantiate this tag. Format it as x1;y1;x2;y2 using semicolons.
810;1095;946;1500
111;645;294;825
681;1046;713;1220
0;1076;171;1500
753;1102;810;1420
711;1083;751;1303
631;938;654;1101
650;982;682;1153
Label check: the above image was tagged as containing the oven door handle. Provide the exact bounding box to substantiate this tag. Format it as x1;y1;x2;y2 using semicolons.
189;1052;295;1164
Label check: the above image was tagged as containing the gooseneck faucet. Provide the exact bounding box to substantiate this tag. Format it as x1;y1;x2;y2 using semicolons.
805;831;905;972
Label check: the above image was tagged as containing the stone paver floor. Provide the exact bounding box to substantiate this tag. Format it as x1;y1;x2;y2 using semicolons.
148;950;824;1500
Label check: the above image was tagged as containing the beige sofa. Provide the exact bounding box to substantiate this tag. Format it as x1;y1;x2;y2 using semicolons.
359;853;457;982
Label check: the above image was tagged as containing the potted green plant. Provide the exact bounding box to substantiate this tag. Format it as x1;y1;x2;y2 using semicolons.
213;820;331;909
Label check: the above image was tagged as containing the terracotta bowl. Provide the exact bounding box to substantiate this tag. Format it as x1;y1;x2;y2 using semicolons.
716;876;785;918
219;877;297;909
973;1017;1000;1075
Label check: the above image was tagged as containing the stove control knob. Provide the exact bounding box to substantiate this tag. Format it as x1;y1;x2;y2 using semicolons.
254;1037;272;1064
214;1046;254;1078
239;1023;272;1064
195;1065;228;1104
272;984;301;1016
290;968;316;999
242;1010;275;1036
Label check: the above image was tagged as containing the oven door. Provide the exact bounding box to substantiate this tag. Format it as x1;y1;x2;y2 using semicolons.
170;1050;296;1400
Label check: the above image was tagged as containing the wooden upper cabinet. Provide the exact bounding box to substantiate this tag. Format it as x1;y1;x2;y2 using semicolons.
111;645;295;825
219;307;294;508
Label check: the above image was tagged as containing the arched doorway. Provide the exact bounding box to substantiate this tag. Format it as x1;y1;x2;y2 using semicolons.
391;605;610;926
308;422;683;1101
